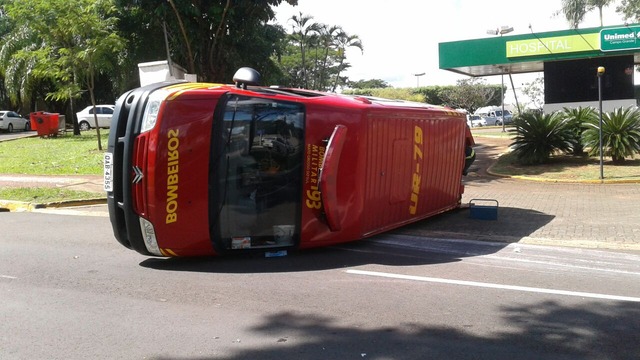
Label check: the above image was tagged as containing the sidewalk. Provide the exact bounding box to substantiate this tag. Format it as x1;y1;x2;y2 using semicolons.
397;136;640;251
0;174;104;193
0;174;105;211
1;136;639;251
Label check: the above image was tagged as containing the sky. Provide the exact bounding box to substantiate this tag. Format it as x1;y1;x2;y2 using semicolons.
273;0;629;105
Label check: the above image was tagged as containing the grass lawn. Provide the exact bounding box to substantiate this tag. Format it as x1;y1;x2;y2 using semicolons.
470;126;513;138
0;130;107;203
0;130;107;175
0;187;101;203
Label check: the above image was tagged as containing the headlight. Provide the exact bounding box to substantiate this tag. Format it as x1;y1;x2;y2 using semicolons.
139;217;163;256
140;88;171;133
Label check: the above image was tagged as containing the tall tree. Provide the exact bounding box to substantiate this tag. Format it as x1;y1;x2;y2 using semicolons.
617;0;640;21
289;12;319;89
315;24;342;90
331;31;363;92
274;14;362;91
440;78;499;113
0;22;40;110
559;0;614;28
521;77;545;111
591;0;615;25
1;0;125;146
561;0;589;28
120;0;296;83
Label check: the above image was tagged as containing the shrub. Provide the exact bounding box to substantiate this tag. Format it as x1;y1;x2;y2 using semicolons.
582;107;640;164
561;107;597;156
510;112;574;165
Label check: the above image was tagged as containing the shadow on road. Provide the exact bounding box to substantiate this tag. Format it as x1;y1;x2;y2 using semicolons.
140;206;553;274
139;238;468;274
150;300;640;360
396;206;555;244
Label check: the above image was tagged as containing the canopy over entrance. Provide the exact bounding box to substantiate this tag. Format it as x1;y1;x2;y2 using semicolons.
440;24;640;112
439;24;640;77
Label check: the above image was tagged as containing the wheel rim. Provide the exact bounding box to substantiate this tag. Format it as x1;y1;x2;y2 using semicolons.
80;122;89;131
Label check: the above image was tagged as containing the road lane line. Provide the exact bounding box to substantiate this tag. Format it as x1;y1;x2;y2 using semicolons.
0;274;17;279
346;269;640;303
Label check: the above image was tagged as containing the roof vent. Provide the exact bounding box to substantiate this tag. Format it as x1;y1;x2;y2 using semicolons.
233;67;261;89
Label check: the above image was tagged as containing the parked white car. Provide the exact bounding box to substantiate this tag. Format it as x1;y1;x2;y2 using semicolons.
475;106;513;126
76;105;115;130
0;111;30;132
467;114;487;128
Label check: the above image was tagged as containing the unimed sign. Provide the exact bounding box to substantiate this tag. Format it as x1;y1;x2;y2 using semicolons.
600;26;640;52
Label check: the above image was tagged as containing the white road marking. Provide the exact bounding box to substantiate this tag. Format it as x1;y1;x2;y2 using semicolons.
367;235;640;276
346;269;640;303
0;274;17;280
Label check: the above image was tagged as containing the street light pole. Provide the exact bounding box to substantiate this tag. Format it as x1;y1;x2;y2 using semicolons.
413;72;425;87
597;66;605;180
487;26;513;133
501;72;506;133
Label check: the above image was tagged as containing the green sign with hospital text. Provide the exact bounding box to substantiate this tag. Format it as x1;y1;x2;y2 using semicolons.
600;26;640;51
506;33;599;58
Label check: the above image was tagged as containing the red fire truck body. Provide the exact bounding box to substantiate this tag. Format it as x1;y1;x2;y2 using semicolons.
106;69;474;257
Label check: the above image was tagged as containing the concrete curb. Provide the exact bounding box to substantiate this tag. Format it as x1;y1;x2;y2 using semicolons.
0;197;106;212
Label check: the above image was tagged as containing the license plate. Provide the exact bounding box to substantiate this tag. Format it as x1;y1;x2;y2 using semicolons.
103;152;114;192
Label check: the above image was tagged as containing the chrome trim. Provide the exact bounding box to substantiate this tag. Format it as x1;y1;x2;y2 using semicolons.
132;166;144;184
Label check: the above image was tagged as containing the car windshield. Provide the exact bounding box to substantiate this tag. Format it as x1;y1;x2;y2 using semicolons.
210;95;305;250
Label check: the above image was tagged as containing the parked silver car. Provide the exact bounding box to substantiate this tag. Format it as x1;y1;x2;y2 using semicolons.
0;111;30;132
76;105;115;130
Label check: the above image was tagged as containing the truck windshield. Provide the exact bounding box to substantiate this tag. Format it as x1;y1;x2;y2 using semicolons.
210;95;305;250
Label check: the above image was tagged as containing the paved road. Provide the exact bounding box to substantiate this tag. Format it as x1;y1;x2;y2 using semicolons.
2;211;639;360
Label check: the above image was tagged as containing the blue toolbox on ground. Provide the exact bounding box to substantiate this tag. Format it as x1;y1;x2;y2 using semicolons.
469;199;499;220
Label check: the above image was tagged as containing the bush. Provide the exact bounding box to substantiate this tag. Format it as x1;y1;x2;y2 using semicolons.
582;107;640;164
510;112;574;165
342;88;426;102
561;107;597;156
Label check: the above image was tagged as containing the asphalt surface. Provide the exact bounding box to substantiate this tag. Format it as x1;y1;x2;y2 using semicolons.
1;132;639;251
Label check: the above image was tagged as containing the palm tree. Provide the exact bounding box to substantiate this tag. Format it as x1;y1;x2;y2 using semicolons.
559;0;613;28
561;106;597;155
289;12;319;89
510;112;574;165
331;31;363;92
0;25;41;109
316;24;342;91
590;0;614;26
582;107;640;164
